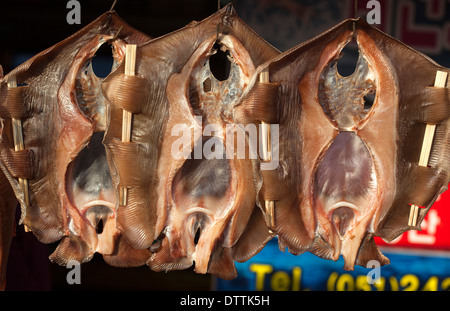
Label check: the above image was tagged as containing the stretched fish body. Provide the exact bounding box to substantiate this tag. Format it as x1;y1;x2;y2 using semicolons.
102;5;279;279
244;18;450;270
1;6;449;288
0;11;152;273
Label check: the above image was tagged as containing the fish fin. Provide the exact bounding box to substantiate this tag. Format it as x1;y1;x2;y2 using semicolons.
376;199;412;242
308;236;337;261
49;235;94;265
377;168;448;242
231;206;275;262
103;235;151;267
207;247;237;280
406;165;447;207
236;81;279;124
259;169;288;202
355;234;390;267
405;86;450;125
147;238;192;272
429;120;450;170
115;187;156;250
273;196;313;254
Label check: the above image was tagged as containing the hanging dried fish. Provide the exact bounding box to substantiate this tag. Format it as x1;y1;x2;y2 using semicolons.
240;18;450;270
1;4;449;290
0;11;152;276
102;4;279;280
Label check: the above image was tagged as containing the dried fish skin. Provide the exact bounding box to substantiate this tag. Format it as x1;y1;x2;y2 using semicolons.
0;11;152;267
245;18;450;270
103;4;279;279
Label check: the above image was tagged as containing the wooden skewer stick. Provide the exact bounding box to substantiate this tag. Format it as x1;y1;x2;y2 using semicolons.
260;69;271;163
8;79;31;232
120;44;137;206
408;70;448;226
259;68;275;231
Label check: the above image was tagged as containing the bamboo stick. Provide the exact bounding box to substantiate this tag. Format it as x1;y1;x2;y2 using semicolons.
259;68;275;231
7;79;31;232
408;70;448;226
120;44;136;206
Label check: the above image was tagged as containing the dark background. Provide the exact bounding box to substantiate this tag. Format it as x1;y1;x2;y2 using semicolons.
0;0;224;74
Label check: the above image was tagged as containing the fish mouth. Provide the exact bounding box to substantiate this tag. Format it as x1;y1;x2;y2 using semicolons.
314;201;359;261
327;202;359;238
84;203;115;234
65;141;118;255
314;200;377;270
169;137;235;267
65;131;117;237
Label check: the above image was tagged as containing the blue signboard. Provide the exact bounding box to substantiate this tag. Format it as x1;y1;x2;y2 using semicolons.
215;238;450;291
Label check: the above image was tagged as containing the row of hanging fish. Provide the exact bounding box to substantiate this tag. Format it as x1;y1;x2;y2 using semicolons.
0;4;449;288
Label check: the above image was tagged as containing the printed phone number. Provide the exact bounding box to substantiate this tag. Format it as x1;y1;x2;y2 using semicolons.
249;264;450;291
327;272;450;291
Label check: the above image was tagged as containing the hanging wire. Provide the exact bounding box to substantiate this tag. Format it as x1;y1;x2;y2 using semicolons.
353;0;358;38
110;0;118;11
109;25;123;43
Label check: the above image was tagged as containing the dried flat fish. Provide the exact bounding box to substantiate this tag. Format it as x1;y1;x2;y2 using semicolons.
241;18;450;270
1;6;449;289
0;11;152;274
102;4;279;279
